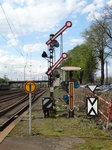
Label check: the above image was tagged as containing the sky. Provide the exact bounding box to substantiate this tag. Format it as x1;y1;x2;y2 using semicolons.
0;0;112;81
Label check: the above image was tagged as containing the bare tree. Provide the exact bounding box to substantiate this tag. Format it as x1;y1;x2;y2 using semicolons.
83;23;109;85
95;6;112;51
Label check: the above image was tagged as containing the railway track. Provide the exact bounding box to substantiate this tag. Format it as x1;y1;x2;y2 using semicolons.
0;92;26;103
0;90;27;112
0;89;46;131
0;89;24;96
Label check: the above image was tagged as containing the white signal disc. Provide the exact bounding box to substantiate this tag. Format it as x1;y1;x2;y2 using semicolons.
66;21;72;27
62;53;68;59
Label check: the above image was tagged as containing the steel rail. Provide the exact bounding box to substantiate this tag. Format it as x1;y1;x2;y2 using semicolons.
0;92;26;103
0;89;25;96
0;94;28;116
0;90;46;131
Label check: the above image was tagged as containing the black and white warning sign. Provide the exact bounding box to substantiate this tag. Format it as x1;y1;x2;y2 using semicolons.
88;85;97;93
42;97;53;110
87;97;98;116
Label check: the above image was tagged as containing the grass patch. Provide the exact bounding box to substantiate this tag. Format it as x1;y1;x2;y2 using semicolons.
73;139;112;150
30;115;110;138
8;119;29;137
9;110;112;150
9;87;112;149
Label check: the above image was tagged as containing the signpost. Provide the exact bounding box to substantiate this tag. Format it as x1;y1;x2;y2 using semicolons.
88;85;97;93
24;81;36;135
87;85;98;116
69;82;74;117
61;66;81;117
87;97;98;116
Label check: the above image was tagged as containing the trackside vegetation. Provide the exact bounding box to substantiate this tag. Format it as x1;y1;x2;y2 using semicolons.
62;44;97;83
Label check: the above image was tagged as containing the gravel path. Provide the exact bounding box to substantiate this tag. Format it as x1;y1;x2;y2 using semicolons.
0;136;85;150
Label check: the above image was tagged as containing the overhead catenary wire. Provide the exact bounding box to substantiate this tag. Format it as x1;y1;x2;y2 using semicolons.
0;2;35;80
0;16;20;54
8;22;24;51
0;36;28;78
0;34;7;42
0;32;31;80
0;34;28;81
0;2;24;57
0;34;23;57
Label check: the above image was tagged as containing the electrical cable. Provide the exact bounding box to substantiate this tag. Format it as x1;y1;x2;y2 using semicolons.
0;2;35;80
0;2;24;57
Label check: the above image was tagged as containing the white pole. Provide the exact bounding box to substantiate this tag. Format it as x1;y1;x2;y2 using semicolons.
24;65;26;81
29;93;32;135
60;33;63;56
106;61;108;84
60;33;63;85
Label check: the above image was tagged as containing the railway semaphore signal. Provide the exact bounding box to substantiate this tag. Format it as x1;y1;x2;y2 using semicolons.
42;21;72;117
46;53;68;76
46;21;72;46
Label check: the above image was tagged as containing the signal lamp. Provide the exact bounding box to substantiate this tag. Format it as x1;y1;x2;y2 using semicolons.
42;51;48;58
50;34;54;38
55;74;60;78
53;40;59;48
50;55;53;58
